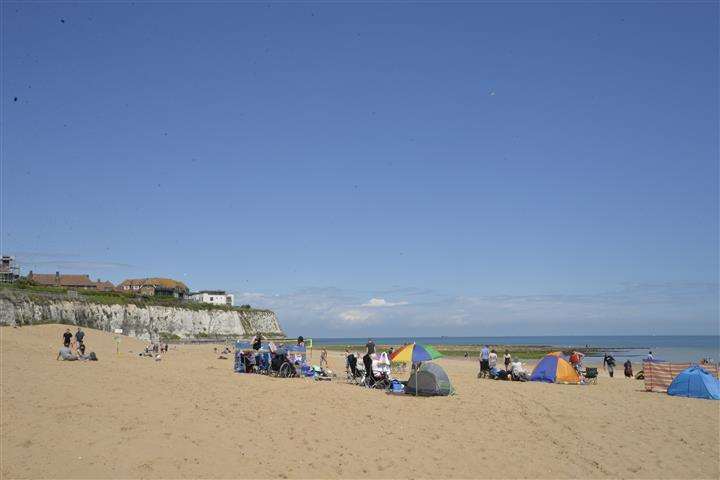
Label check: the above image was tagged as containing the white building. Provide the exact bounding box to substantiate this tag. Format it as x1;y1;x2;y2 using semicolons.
189;290;234;306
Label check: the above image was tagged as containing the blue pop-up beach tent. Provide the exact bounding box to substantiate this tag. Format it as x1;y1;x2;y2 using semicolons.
667;366;720;400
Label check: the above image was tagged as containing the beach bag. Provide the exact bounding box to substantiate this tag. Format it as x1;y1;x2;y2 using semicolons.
391;380;405;393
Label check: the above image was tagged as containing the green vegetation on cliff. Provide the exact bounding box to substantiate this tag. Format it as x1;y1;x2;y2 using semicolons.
0;282;271;314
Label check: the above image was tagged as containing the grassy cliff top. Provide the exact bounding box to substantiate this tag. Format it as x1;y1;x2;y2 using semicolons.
0;282;273;314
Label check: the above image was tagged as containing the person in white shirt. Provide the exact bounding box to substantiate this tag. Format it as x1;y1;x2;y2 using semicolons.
488;349;498;370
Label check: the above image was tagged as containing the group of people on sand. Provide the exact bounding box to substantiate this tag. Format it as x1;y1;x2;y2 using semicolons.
235;334;316;376
475;345;639;381
139;342;168;360
477;345;530;381
57;327;97;361
345;339;396;387
601;352;634;378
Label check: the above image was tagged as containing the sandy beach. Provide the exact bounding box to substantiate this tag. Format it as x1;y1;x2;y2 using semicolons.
1;325;718;479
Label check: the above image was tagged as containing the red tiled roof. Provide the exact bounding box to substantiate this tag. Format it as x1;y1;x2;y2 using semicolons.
95;281;115;291
30;273;96;287
118;277;189;291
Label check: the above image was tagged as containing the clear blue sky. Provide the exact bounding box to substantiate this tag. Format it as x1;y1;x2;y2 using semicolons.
2;2;717;336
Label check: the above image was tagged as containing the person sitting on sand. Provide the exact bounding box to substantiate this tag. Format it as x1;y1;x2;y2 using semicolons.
77;344;98;361
57;345;78;361
645;351;654;361
624;360;633;378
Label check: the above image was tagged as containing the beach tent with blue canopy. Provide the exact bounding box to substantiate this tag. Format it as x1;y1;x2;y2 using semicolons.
530;352;581;384
667;366;720;400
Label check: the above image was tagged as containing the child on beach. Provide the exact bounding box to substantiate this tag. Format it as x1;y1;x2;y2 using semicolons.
503;350;511;371
320;348;328;368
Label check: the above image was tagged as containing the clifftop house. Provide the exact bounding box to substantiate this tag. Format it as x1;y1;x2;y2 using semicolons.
189;290;234;306
27;271;115;291
117;278;189;298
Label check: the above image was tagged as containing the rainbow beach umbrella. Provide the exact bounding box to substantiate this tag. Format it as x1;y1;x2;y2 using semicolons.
389;343;443;363
389;343;443;396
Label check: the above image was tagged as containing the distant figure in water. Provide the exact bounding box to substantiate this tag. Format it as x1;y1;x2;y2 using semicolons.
624;360;633;378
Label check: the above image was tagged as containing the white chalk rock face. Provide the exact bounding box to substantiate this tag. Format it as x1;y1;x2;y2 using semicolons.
0;289;283;340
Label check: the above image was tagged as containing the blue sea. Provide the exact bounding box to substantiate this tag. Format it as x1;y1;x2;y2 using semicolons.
310;335;720;364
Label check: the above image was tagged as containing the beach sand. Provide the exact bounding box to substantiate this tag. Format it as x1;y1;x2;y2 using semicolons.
2;325;718;479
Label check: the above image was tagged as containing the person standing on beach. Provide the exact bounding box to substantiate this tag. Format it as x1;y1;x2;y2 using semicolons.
478;345;490;378
366;338;375;355
344;346;351;372
624;359;633;378
62;329;73;347
503;350;511;371
320;348;328;368
363;339;376;379
488;349;498;374
605;353;616;378
75;327;85;346
252;333;263;351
